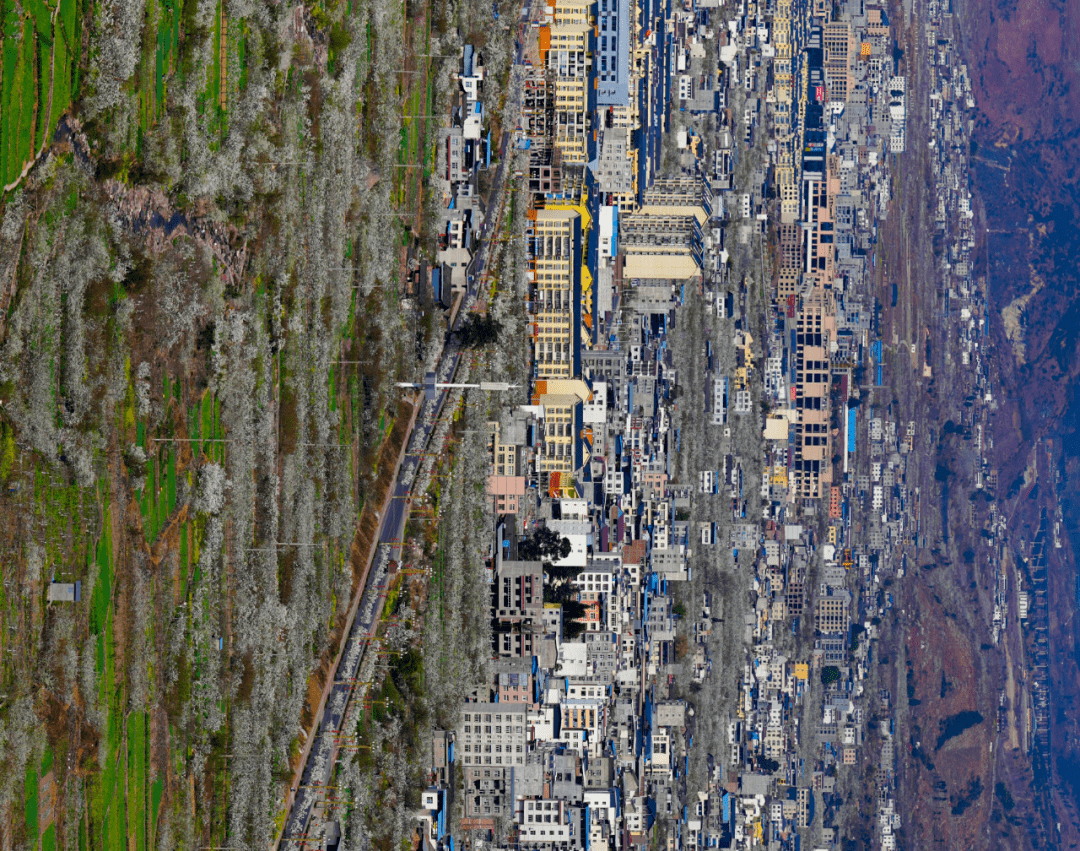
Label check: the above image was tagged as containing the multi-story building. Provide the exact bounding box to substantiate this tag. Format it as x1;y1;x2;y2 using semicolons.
446;128;467;184
815;590;851;634
459;703;529;767
550;0;592;25
519;799;574;845
596;0;630;107
496;665;534;703
499;626;539;659
530;146;564;196
532;208;582;379
801;150;839;289
620;213;703;281
618;176;713;280
641;176;714;217
776;221;803;299
463;765;511;822
488;421;527;514
581;350;624;380
771;0;801;224
560;698;605;753
546;19;593;165
532;379;591;488
823;21;854;103
594;128;634;196
792;286;836;499
523;65;555;142
495;560;543;625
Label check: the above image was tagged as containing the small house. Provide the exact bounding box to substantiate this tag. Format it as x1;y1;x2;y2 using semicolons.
47;581;81;603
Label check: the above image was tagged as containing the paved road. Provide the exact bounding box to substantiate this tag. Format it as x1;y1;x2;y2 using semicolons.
279;342;465;849
277;47;526;843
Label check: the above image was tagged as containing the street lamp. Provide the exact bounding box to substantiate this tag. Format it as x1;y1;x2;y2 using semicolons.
240;542;325;552
397;372;519;401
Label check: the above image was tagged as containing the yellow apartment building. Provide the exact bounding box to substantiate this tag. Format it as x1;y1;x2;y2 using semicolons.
532;208;583;380
548;22;592;164
532;379;591;486
551;0;593;26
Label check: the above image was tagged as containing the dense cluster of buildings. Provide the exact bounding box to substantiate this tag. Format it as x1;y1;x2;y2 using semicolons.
415;0;983;846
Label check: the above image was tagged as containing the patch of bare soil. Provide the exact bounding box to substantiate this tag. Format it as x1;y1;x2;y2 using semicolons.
901;580;994;841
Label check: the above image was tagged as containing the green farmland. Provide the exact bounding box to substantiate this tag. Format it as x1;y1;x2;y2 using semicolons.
1;0;80;188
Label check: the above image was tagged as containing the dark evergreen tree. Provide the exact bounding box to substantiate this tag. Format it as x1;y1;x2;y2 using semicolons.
457;313;502;348
519;526;572;562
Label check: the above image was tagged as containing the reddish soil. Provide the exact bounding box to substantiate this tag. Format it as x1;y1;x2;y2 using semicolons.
952;0;1080;495
960;0;1080;143
900;582;996;846
951;0;1080;843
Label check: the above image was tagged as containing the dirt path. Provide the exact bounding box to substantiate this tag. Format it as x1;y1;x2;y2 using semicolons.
220;16;228;110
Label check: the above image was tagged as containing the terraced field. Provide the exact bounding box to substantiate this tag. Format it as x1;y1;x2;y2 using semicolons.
1;0;80;187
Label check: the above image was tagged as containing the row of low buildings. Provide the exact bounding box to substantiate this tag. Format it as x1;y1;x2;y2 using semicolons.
431;45;494;304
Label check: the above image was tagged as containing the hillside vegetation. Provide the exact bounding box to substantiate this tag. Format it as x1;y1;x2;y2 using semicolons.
0;0;509;845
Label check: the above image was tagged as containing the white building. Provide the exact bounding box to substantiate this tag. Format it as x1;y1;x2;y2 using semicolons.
519;800;571;844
